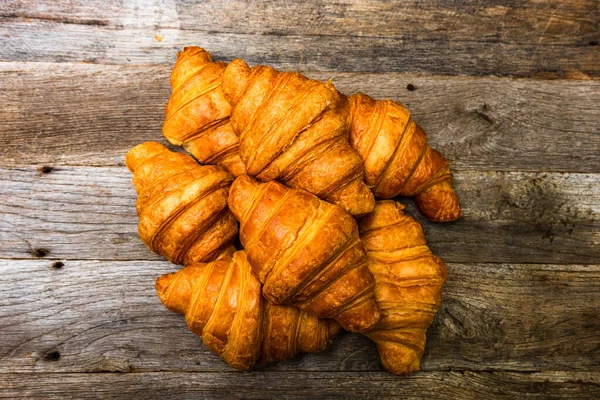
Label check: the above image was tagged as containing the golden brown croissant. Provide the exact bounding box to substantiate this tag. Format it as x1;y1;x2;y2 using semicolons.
228;175;380;332
155;251;341;370
358;200;447;375
348;93;461;222
222;58;374;216
126;141;237;265
163;47;246;176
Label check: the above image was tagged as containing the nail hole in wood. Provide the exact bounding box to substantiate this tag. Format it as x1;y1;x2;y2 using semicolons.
39;166;54;174
406;83;416;91
52;262;64;269
44;351;61;361
589;41;598;46
34;248;49;257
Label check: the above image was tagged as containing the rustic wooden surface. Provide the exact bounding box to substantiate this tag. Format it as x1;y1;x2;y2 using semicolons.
0;0;598;398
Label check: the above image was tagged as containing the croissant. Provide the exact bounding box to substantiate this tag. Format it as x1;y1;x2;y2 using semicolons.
228;175;380;332
125;141;237;265
163;46;246;176
222;58;374;216
155;251;341;370
358;200;447;375
347;93;461;222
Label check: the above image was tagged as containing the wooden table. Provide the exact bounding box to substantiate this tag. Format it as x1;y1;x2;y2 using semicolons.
1;1;598;398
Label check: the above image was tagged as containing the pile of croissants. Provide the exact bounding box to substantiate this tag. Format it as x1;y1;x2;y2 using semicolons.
125;47;461;375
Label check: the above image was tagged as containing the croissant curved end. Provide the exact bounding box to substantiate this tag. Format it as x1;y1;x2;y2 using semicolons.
327;177;375;217
415;180;462;222
378;343;422;376
328;320;342;340
155;272;177;310
178;46;209;59
357;200;405;234
222;58;251;106
170;46;212;88
335;296;381;332
125;141;168;173
228;175;260;222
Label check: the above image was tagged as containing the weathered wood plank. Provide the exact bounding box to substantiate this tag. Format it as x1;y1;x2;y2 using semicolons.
0;20;598;77
1;0;598;77
1;166;598;264
1;0;181;29
1;371;600;400
1;260;599;373
4;0;598;44
1;63;599;172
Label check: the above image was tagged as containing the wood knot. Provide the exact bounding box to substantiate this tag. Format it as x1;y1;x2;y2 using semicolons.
469;103;494;125
589;40;598;46
44;351;61;361
33;248;49;258
38;166;54;174
406;83;416;91
51;261;64;269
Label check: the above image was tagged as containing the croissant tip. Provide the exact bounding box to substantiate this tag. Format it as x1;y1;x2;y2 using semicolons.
228;175;260;221
125;141;167;172
223;59;252;105
382;357;421;376
327;320;342;340
155;273;174;296
178;46;209;59
414;182;462;223
421;199;462;222
429;209;462;223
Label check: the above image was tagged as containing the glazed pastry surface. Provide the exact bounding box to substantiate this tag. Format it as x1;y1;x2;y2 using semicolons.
359;200;447;375
228;175;380;332
164;46;245;176
126;142;237;265
348;93;461;222
156;251;340;370
222;58;374;216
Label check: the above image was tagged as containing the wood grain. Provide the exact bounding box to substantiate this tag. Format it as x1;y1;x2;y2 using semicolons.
4;0;597;44
1;259;599;373
1;0;598;77
2;0;599;396
1;165;597;264
1;63;599;171
1;371;600;399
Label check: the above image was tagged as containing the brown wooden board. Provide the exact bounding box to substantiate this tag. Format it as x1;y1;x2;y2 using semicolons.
1;260;599;374
1;166;598;264
1;371;600;399
1;63;599;171
1;0;598;77
3;0;598;44
2;0;600;397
